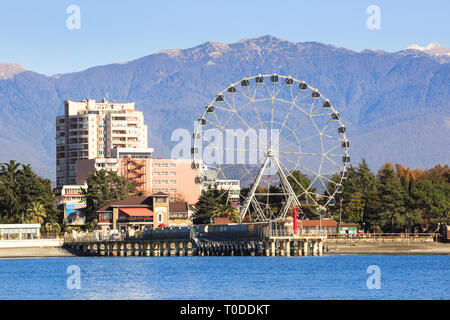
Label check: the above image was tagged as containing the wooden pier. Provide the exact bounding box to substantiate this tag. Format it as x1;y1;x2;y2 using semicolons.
64;234;326;257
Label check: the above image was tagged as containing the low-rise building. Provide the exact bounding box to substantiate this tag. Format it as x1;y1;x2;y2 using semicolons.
168;202;193;227
0;224;41;240
200;165;241;203
54;184;87;226
97;193;192;233
338;223;360;235
297;219;338;235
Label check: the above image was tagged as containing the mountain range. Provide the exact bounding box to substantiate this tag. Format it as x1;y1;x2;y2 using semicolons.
0;35;448;181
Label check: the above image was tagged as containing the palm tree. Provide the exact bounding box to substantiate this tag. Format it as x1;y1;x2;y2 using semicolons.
0;160;22;220
211;203;239;223
0;160;21;186
25;201;47;224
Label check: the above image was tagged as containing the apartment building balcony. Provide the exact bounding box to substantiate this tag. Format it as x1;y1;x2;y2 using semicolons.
69;124;88;131
112;130;127;135
112;116;126;121
68;144;88;151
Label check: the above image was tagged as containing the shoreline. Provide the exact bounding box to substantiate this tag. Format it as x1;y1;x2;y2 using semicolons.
0;243;448;259
324;241;450;255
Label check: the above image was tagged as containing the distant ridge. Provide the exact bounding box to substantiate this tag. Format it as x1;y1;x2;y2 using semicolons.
0;35;448;180
0;63;26;79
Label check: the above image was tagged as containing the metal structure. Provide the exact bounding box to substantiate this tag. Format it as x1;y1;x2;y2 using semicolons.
192;74;349;222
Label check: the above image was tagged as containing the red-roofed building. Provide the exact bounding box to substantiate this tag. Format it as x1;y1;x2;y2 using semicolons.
213;217;231;225
168;201;193;227
97;193;171;233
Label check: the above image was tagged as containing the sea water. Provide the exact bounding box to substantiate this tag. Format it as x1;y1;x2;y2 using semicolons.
0;255;448;299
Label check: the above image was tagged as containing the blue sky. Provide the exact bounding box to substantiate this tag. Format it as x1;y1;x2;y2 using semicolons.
0;0;448;75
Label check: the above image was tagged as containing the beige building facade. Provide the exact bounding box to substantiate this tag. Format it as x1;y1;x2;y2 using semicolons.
56;99;148;187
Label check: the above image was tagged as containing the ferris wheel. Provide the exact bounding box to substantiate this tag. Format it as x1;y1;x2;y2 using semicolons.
192;74;350;222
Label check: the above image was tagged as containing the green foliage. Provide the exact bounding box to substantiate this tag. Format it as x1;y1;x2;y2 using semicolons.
325;159;449;233
409;180;449;231
377;163;406;232
343;192;364;224
25;201;47;224
82;169;136;226
0;160;59;227
326;159;380;229
193;186;238;224
287;170;316;201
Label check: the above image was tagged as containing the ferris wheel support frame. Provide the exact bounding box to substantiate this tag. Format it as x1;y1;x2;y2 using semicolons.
239;149;302;222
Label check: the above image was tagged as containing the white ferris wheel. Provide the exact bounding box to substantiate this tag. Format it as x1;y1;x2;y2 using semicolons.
192;74;350;222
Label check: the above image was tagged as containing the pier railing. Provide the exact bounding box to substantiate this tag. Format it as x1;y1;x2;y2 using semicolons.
64;233;126;243
325;232;440;244
326;232;439;239
266;228;327;238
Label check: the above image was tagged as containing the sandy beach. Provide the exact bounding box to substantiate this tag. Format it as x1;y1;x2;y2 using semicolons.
324;241;450;255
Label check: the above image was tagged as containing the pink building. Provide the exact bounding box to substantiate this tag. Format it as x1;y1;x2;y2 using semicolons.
151;158;200;204
77;155;200;204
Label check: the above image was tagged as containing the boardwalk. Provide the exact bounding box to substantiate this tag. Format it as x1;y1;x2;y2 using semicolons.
64;223;327;257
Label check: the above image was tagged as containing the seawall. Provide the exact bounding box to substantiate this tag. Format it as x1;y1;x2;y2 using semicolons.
0;239;74;258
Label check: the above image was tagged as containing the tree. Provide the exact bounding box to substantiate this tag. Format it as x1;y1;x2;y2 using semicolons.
377;163;406;232
212;203;239;223
0;160;21;220
343;192;364;224
409;179;449;231
192;186;236;224
0;183;20;223
0;161;59;226
25;201;47;224
325;159;379;230
287;170;316;201
82;169;136;226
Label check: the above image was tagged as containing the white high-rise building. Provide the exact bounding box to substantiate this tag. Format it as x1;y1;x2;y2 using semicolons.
55;99;148;187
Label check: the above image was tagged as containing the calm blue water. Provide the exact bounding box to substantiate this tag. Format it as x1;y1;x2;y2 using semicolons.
0;255;448;300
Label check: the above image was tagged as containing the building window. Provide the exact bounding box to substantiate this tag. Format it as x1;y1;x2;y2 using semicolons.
170;172;176;176
157;213;163;223
170;180;176;184
170;164;176;168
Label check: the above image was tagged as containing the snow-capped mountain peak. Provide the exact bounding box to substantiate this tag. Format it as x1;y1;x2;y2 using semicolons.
407;42;450;56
